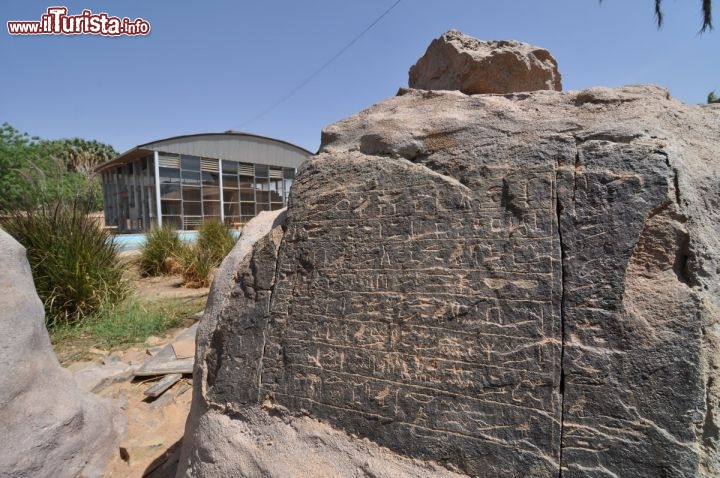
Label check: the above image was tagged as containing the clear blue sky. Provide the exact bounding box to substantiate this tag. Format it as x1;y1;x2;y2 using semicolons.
1;1;717;154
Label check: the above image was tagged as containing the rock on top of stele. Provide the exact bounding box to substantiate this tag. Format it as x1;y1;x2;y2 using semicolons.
408;29;562;94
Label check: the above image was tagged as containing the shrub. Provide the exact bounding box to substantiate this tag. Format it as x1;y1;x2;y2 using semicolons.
139;223;183;276
196;219;236;264
178;243;216;288
1;198;128;328
179;219;237;288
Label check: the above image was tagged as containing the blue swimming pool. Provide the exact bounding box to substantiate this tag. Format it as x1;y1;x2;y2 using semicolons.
112;230;244;252
110;231;198;251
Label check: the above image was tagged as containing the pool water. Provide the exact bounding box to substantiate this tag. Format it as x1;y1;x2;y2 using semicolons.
111;231;239;252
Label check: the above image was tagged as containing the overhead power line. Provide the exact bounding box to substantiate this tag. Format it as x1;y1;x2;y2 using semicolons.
240;0;402;127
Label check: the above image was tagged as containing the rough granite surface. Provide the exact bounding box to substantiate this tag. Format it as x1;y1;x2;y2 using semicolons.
179;85;720;477
409;29;562;94
0;228;123;478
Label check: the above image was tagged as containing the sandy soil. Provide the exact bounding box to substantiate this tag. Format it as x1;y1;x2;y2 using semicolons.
98;329;195;478
63;271;209;477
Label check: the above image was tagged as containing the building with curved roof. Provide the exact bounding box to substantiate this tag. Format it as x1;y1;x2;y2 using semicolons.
95;131;312;232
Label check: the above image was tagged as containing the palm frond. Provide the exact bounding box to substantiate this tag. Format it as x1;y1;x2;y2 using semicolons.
655;0;664;28
700;0;713;32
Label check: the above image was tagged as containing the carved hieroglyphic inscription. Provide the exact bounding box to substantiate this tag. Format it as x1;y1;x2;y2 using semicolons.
256;155;563;476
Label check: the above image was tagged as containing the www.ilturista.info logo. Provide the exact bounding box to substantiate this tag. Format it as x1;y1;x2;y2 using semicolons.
7;7;150;36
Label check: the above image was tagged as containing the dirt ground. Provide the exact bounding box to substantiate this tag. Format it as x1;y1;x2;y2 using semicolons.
63;271;209;477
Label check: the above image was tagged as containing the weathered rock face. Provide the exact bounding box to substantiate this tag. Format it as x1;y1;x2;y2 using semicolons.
0;228;122;478
180;85;720;477
178;209;465;477
409;30;562;94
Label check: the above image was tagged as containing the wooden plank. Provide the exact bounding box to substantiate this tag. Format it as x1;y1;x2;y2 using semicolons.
134;323;198;377
134;358;194;377
144;373;183;398
171;337;195;359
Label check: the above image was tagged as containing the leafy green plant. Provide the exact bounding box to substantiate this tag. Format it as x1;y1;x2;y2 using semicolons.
709;91;720;104
139;223;183;276
2;197;128;328
0;122;116;212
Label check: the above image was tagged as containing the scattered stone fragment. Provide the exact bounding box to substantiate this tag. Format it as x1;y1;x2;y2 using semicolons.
144;373;183;398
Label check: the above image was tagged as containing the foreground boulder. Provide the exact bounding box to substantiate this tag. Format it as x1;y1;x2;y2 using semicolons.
0;228;122;477
180;83;720;477
178;210;464;477
409;29;562;94
179;90;720;478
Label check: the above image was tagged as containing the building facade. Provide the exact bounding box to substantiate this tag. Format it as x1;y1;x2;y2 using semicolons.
95;132;312;232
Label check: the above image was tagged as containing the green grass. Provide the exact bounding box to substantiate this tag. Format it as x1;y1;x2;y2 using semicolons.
50;296;206;353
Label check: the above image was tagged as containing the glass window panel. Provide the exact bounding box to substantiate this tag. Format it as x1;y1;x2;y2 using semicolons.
223;189;239;203
203;186;220;201
269;178;283;203
239;175;254;188
182;171;201;186
224;203;240;216
181;155;201;171
160;184;181;200
255;164;269;178
240;188;254;201
161;200;182;215
222;174;238;189
270;203;285;211
257;203;270;213
182;186;201;202
159;167;180;183
184;201;202;215
255;190;270;204
202;171;220;186
222;160;238;174
283;179;293;200
255;177;269;189
240;203;255;216
283;168;296;179
204;202;221;215
241;215;254;224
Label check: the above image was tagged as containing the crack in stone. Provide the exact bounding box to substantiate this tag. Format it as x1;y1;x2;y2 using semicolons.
256;225;287;404
555;146;577;478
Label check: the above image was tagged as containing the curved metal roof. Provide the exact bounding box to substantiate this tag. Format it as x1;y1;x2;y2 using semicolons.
95;131;313;173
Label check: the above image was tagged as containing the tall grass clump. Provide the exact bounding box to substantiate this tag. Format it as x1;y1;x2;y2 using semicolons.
179;219;237;288
139;223;183;276
1;198;128;328
196;219;236;264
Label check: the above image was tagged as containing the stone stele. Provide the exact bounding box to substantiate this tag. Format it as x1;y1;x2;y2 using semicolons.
409;29;562;94
178;89;720;477
0;228;122;478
